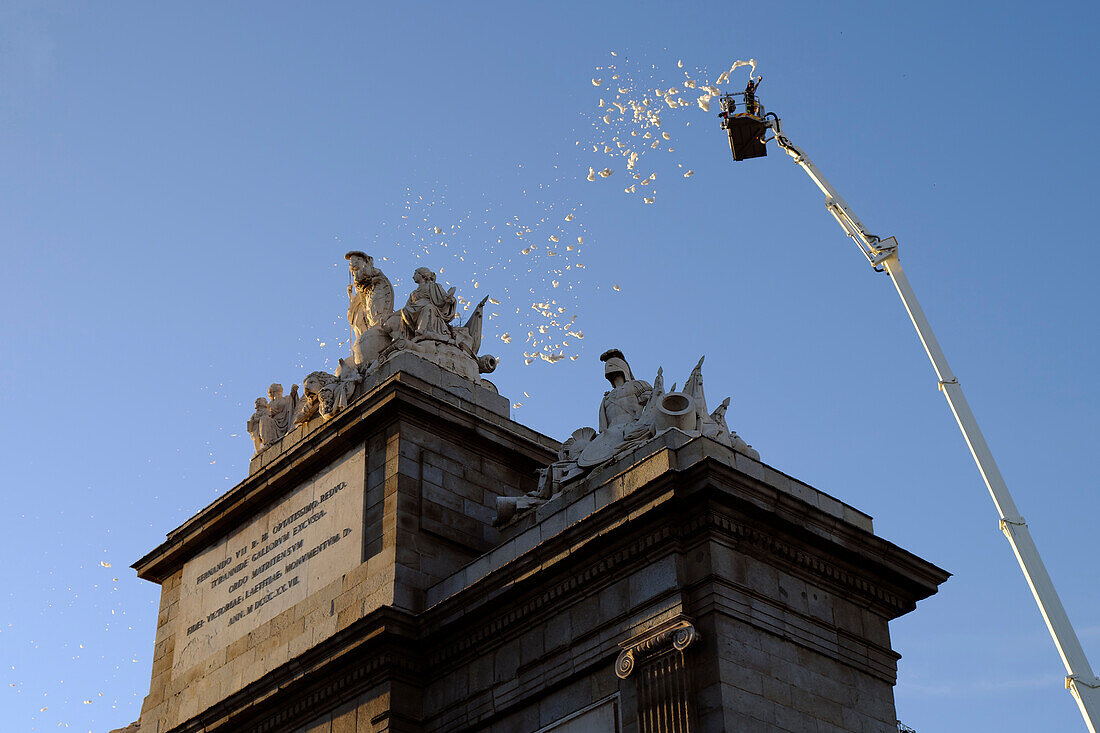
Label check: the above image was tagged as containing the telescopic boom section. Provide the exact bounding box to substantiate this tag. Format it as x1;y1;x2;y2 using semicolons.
754;115;1100;732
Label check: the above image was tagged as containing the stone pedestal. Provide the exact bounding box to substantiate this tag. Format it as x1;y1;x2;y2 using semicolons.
125;358;948;733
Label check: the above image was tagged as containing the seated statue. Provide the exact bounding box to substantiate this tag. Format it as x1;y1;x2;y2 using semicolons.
574;349;654;468
400;267;458;343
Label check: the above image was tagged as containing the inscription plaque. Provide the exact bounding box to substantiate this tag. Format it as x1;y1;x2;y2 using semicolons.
173;446;365;672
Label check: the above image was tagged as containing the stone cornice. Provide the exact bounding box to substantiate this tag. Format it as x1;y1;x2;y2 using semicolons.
423;501;681;669
423;453;947;652
419;459;943;678
671;455;951;605
133;370;558;583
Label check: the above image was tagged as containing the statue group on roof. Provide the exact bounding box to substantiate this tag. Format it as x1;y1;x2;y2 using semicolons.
247;251;498;455
495;349;759;523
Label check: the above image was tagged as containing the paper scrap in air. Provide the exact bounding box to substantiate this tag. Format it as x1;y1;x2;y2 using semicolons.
583;54;759;206
300;53;762;379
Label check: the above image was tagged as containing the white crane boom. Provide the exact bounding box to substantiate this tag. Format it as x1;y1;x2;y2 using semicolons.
760;114;1099;732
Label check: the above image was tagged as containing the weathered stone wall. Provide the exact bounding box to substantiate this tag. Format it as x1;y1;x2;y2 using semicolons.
130;367;946;733
364;415;544;613
138;526;401;728
405;432;942;733
132;368;557;733
704;613;898;732
683;528;908;731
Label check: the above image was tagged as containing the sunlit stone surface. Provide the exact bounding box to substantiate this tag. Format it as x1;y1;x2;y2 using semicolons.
120;252;949;733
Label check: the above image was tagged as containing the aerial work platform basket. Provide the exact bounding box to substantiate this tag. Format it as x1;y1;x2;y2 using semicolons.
718;82;768;161
722;114;768;161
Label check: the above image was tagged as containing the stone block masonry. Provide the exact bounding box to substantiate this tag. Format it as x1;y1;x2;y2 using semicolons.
125;358;947;733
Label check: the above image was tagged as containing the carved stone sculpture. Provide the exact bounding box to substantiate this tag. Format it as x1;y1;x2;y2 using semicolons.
615;618;699;679
400;267;458;343
267;383;298;438
615;618;700;729
246;398;270;454
346;251;396;369
730;431;760;460
373;270;497;383
246;384;303;455
497;350;760;523
293;386;320;427
249;252;503;456
572;350;654;468
343;255;498;384
296;359;362;423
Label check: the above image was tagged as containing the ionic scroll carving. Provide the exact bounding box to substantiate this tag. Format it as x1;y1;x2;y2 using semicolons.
617;617;699;732
615;618;698;680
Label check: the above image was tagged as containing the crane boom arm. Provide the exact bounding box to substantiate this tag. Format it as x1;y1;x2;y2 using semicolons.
766;117;1100;732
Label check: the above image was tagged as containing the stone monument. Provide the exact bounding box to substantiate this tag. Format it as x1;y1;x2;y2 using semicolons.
116;251;949;733
496;350;761;523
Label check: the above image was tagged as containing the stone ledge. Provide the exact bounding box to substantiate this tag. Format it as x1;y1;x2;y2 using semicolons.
424;433;939;615
501;429;872;542
424;433;941;616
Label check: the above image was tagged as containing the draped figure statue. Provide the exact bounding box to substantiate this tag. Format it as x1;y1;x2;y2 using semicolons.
266;383;298;438
400;267;457;343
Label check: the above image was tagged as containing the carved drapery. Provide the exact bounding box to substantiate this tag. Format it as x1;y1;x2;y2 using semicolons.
616;618;698;733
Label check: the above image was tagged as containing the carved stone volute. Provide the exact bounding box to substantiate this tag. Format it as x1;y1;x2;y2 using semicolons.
615;617;699;679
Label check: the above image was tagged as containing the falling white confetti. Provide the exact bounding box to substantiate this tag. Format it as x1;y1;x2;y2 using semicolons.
581;54;758;207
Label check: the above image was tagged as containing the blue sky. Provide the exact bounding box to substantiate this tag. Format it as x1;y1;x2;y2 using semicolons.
1;2;1098;731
